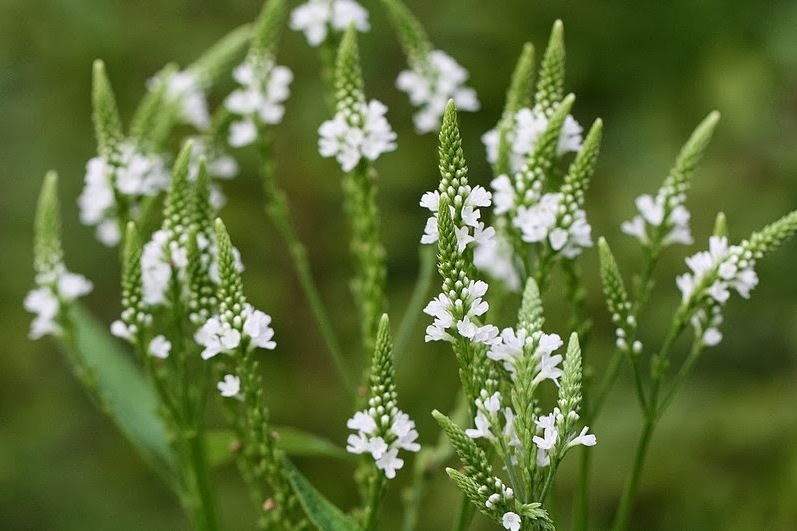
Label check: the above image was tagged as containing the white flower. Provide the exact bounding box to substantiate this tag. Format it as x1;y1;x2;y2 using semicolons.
375;447;403;479
483;105;582;175
148;335;171;359
502;512;521;531
225;56;293;147
149;70;210;130
513;193;561;243
57;272;93;299
195;317;242;359
242;305;277;350
396;50;479;134
318;100;396;171
110;320;134;341
217;374;241;397
567;426;597;448
24;287;60;340
622;192;693;247
474;232;520;292
290;0;369;47
465;410;494;441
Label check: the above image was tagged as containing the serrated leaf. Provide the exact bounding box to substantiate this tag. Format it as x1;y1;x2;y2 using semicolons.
282;457;359;531
62;305;175;479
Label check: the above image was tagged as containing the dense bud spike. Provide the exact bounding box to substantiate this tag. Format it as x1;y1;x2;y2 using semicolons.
91;60;124;157
557;332;583;418
438;101;468;189
33;171;63;278
335;25;365;112
563;118;603;198
380;0;432;71
250;0;287;56
495;43;536;176
432;410;492;486
534;20;566;116
189;24;253;86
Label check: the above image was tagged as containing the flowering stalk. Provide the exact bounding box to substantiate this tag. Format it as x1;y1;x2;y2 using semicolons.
200;219;307;530
240;0;355;392
345;314;420;529
381;0;479;133
321;26;394;355
611;208;797;531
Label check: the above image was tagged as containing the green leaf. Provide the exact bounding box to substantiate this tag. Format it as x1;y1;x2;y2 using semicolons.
282;458;359;531
62;305;175;481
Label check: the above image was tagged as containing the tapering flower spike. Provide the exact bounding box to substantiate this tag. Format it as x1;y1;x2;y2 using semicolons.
318;25;397;171
25;172;93;340
346;315;420;478
621;111;721;249
225;0;293;148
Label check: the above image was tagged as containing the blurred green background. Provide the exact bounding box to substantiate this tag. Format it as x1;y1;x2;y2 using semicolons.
2;0;797;529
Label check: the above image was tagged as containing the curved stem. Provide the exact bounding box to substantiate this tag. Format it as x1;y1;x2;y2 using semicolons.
257;138;355;394
611;418;655;531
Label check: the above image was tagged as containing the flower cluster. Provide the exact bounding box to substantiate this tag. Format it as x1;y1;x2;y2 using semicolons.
620;191;692;247
318;100;397;171
290;0;369;47
420;186;494;250
225;56;293;147
464;391;521;450
676;236;758;346
346;408;420;479
482;105;583;176
396;50;479;134
423;278;500;345
78;142;170;246
195;303;276;360
532;407;596;467
487;328;565;385
25;268;93;340
148;70;211;131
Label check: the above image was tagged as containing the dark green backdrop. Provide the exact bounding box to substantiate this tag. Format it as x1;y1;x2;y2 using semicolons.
2;1;796;529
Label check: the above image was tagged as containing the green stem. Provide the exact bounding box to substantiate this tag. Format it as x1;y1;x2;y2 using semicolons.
363;473;388;531
401;392;466;531
611;418;655;531
394;245;436;364
181;427;219;531
257;138;355;394
452;494;476;531
657;338;704;419
574;448;591;531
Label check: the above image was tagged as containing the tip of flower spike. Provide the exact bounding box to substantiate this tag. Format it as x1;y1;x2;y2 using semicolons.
549;20;565;48
92;59;106;77
713;212;728;238
214;217;228;241
444;99;458;119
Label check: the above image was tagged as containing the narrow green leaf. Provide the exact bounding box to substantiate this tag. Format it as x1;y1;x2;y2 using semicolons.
62;305;175;475
282;458;359;531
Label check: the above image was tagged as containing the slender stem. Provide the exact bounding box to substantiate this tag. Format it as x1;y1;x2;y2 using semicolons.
394;245;436;364
657;338;704;419
611;418;655;531
452;494;476;531
181;427;219;531
401;392;466;531
257;138;355;393
363;473;388;531
574;448;591;531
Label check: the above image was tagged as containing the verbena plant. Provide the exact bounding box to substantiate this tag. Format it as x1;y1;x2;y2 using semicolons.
24;1;797;529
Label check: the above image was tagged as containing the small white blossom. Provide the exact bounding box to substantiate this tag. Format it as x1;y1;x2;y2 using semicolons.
483;105;583;175
502;512;521;531
25;267;93;341
217;374;241;397
225;56;293;147
397;50;479;134
242;305;277;350
621;192;693;247
290;0;369;47
148;335;171;359
195;317;242;359
78;143;170;247
318;100;397;171
148;70;210;130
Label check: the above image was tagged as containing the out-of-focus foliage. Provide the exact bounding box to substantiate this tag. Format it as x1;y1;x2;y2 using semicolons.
1;1;796;529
